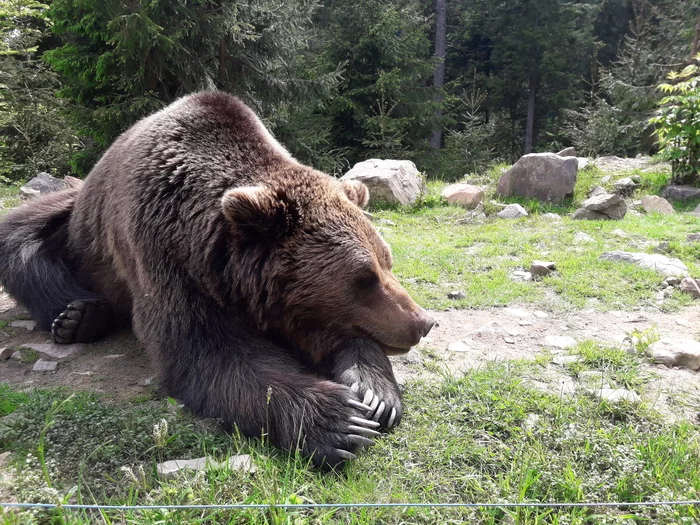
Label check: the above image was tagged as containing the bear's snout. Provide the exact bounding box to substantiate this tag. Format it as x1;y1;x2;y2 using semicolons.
416;311;436;338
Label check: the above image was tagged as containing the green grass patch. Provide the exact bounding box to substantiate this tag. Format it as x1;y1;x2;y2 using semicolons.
2;363;699;524
0;385;29;416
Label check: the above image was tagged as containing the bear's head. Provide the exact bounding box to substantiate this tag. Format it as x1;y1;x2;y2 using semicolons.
221;173;435;361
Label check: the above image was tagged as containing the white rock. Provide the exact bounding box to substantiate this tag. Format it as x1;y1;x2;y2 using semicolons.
21;342;85;360
533;310;549;319
11;320;36;331
504;307;531;319
32;359;58;372
541;212;561;221
544;336;578;349
610;229;627;237
157;455;256;479
600;251;689;278
341;159;425;206
552;355;583;365
596;388;641;404
573;232;594;244
646;338;700;371
497;203;529;219
447;341;471;353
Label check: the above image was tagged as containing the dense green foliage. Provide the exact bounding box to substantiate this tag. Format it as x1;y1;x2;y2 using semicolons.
0;0;698;180
650;56;700;185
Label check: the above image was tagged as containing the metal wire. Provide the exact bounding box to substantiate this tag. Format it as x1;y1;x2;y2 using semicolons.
1;500;699;511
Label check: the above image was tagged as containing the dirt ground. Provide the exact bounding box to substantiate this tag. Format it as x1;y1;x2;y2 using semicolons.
2;289;700;421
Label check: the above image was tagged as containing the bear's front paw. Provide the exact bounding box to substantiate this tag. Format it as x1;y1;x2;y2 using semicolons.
303;391;381;469
335;365;402;430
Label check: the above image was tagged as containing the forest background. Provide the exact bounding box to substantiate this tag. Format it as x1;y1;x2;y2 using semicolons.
0;0;698;183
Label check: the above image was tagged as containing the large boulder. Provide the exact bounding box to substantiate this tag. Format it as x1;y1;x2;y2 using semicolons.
341;159;425;206
497;153;577;204
441;183;484;209
641;195;675;215
21;172;67;199
572;193;627;220
662;185;700;202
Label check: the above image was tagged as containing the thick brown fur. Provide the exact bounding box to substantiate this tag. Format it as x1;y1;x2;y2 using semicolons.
0;92;434;468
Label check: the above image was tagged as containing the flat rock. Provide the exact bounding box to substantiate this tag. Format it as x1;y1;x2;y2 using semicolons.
497;153;577;204
32;359;58;372
11;320;36;331
610;229;627;237
510;270;532;281
157;455;256;479
662;185;700;202
341;159;425;206
688;233;700;242
544;335;578;349
447;341;471;353
588;185;607;198
596;388;640;404
556;147;576;157
641;195;675;214
540;212;561;220
680;278;700;298
441;183;484;209
646;338;700;371
600;251;689;277
573;232;594;244
497;203;528;219
20;342;85;359
504;307;530;319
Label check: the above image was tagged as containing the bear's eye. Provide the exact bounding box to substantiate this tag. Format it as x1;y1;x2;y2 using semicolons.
354;272;379;290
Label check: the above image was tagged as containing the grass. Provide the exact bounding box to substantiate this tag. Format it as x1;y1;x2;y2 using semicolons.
1;361;699;524
373;166;700;312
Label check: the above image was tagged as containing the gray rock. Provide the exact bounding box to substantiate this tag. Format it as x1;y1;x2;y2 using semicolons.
600;251;689;277
610;229;627;237
447;291;466;300
680;277;700;298
580;193;627;220
556;147;576;157
588;185;607;198
157;455;256;479
0;331;8;342
572;208;610;220
497;203;529;219
664;276;681;286
688;233;700;242
20;342;85;360
613;177;639;196
544;335;578;350
497;153;577;203
646;338;700;371
573;231;594;243
0;348;13;361
20;187;41;200
596;388;641;404
447;341;471;353
530;260;557;279
32;359;58;372
11;320;36;331
22;172;68;195
540;212;561;220
552;355;583;365
662;185;700;202
510;270;533;281
641;195;675;214
104;354;126;359
600;175;611;184
341;159;425;206
653;241;670;254
441;183;484;209
576;157;591;170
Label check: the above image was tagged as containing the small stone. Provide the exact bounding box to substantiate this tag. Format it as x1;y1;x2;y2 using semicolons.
447;341;471;353
447;291;466;300
588;186;607;198
680;278;700;299
665;276;681;286
596;388;641;404
32;359;58;372
104;354;126;359
441;183;485;209
157;454;256;479
676;318;690;327
687;233;700;242
610;229;627;237
600;175;611;184
646;338;700;371
519;320;533;326
11;320;36;331
377;218;396;226
522;413;540;431
10;351;22;361
504;336;515;344
540;212;561;220
497;203;529;219
139;376;156;387
544;335;578;349
641;195;675;215
20;342;85;360
510;270;532;281
552;355;583;365
504;308;530;318
533;310;548;318
653;241;670;254
556;147;576;157
660;280;669;289
0;348;13;361
0;331;8;342
530;260;556;278
613;177;639;196
476;321;504;334
573;232;594;244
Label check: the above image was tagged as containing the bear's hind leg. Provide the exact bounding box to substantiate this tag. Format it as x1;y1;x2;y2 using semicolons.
52;298;117;344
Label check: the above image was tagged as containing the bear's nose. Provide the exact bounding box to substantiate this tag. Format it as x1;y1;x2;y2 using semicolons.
417;312;437;337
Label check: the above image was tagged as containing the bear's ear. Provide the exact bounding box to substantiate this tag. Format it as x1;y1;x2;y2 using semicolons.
221;186;301;238
340;180;370;209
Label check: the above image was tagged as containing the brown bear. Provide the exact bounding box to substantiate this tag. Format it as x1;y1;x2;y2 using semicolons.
0;92;435;468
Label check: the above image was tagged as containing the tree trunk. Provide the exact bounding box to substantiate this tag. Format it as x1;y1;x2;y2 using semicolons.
692;14;700;57
524;73;536;154
429;0;447;149
218;38;227;82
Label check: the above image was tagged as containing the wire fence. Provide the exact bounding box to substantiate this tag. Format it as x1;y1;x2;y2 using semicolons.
1;500;700;511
